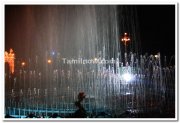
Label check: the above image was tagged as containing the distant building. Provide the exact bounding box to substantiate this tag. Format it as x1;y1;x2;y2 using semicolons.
5;48;15;74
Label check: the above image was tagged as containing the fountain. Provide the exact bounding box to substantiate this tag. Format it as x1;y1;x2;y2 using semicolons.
5;5;175;118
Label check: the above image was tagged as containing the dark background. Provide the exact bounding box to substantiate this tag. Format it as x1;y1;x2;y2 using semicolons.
5;5;175;65
137;5;175;64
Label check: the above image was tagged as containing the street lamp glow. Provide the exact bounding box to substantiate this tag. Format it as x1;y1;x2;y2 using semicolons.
121;33;131;44
47;59;52;64
121;32;131;54
122;73;133;82
21;62;25;67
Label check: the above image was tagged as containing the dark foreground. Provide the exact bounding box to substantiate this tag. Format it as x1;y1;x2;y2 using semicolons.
5;108;175;118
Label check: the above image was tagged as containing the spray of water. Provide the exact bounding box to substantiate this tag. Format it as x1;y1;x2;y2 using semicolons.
5;5;175;118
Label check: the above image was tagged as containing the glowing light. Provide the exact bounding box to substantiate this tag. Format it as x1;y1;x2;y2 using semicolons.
94;58;98;62
21;62;25;67
125;92;131;95
52;51;55;55
154;55;158;58
47;59;52;64
122;73;133;82
5;48;15;74
121;33;130;44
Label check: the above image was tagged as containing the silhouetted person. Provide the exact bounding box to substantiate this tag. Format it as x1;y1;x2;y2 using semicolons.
73;92;87;118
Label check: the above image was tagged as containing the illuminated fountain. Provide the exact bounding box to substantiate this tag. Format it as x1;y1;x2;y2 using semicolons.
5;51;175;118
5;5;175;118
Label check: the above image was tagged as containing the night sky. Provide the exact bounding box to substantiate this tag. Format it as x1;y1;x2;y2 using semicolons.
5;5;175;64
136;5;175;60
